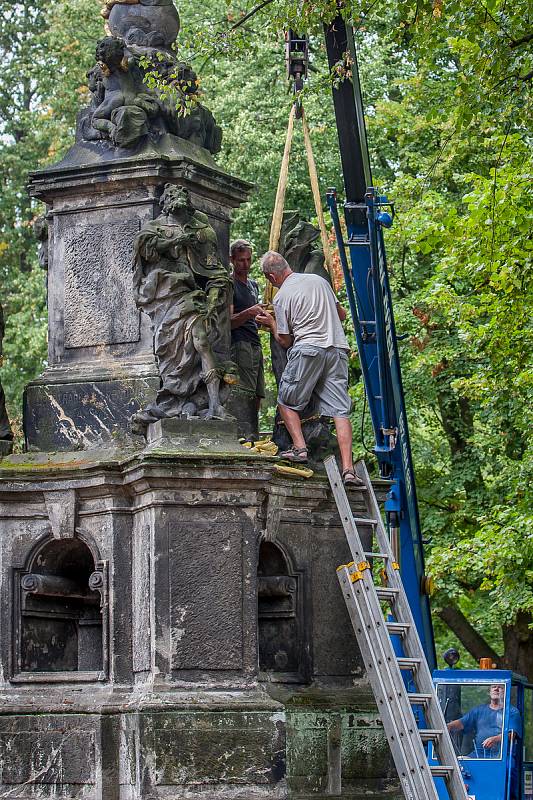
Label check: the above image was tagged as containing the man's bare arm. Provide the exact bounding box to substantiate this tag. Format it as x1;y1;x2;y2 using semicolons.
230;303;264;329
447;720;464;733
337;302;347;322
255;311;293;349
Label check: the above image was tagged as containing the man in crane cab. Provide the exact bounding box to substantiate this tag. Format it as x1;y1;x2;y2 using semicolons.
256;251;362;486
229;240;266;425
0;303;13;450
446;684;521;760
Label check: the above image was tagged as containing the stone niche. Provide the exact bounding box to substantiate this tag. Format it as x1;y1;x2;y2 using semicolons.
0;453;401;800
25;141;252;452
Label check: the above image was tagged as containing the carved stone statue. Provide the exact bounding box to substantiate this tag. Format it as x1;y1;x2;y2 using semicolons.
81;37;160;148
78;34;222;154
131;185;237;433
0;304;13;452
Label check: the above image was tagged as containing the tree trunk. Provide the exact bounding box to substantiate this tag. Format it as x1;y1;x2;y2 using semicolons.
501;612;533;682
438;605;500;666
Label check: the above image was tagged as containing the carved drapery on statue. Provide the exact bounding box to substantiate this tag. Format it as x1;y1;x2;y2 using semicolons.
131;185;237;433
78;1;222;153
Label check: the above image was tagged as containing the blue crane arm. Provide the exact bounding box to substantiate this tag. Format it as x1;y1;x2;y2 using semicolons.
324;16;437;671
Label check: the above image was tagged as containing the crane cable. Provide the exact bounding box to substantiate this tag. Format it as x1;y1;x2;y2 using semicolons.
265;100;335;303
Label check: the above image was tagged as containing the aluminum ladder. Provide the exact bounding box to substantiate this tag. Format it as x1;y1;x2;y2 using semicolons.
324;455;468;800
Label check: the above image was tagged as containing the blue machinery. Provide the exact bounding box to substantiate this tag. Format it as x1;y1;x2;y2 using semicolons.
323;17;436;672
430;670;533;800
319;16;533;799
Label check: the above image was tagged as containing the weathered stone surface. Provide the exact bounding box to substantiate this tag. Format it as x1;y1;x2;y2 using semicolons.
25;150;252;452
63;218;141;348
0;715;97;786
145;711;285;786
24;376;158;451
146;417;246;455
0;453;396;798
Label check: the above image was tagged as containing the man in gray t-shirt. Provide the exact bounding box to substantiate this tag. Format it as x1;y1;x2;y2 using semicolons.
256;251;362;485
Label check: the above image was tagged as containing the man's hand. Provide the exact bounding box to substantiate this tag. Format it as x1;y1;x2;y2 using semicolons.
255;310;275;330
247;303;265;318
482;735;501;750
336;302;347;322
256;310;293;348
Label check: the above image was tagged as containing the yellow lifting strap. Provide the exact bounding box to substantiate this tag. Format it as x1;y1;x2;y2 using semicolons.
265;102;334;304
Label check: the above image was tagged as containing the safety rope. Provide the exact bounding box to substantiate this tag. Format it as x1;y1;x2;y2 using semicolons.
265;101;334;304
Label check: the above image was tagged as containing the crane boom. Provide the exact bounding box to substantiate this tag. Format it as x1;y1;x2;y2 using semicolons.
323;17;437;670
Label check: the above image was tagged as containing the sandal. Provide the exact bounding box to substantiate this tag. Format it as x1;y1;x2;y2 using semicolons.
342;468;365;487
279;446;308;463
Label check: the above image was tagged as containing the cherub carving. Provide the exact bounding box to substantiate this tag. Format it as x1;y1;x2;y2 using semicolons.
84;37;160;147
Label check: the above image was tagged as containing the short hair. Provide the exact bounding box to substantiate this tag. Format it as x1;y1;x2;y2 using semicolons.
230;239;252;258
261;251;289;275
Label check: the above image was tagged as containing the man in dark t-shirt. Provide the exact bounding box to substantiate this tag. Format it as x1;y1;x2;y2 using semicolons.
229;240;265;428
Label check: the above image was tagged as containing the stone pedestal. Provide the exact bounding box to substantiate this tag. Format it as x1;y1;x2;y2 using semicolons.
25;136;252;452
0;448;401;799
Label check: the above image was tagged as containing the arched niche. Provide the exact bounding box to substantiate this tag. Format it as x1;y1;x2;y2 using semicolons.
12;536;107;681
257;540;306;682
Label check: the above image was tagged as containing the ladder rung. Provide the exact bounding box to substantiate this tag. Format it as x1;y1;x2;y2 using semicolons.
365;551;389;559
419;729;442;743
408;693;432;706
397;657;422;670
385;621;410;636
430;766;454;778
354;517;378;525
376;587;399;602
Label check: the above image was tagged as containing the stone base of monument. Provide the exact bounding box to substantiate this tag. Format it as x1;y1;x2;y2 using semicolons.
224;387;260;440
0;450;400;799
24;370;159;452
146;416;247;455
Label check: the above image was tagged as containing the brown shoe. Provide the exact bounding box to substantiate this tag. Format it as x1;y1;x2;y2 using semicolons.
342;468;365;487
279;446;308;463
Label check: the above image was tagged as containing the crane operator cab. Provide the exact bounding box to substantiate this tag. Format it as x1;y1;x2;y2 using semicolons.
429;662;533;800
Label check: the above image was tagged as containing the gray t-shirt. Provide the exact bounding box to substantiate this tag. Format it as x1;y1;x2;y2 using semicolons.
273;272;349;350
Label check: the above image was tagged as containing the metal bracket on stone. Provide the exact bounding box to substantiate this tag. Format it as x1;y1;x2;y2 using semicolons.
44;489;77;539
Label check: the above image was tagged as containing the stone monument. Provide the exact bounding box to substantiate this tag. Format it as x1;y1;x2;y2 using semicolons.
24;8;247;452
0;3;400;798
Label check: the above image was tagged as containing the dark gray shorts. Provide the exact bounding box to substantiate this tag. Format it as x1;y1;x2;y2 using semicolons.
277;345;351;417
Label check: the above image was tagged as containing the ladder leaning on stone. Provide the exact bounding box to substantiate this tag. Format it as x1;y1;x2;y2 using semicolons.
324;456;469;800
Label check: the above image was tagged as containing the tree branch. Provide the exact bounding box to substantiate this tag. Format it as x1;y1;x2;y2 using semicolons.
438;605;501;665
228;0;274;32
509;31;533;48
